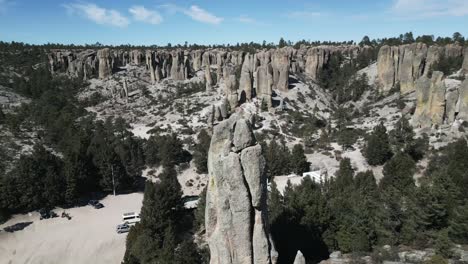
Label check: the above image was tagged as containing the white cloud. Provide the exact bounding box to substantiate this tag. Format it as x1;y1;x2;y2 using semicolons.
160;4;222;24
183;5;223;24
129;5;162;25
392;0;468;18
64;2;130;27
286;11;322;19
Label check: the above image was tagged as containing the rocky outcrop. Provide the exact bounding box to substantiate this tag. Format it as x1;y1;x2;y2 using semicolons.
463;47;468;75
130;50;144;65
97;48;112;79
293;251;306;264
305;47;332;81
272;49;290;92
412;71;446;128
223;65;238;109
170;50;188;80
377;43;464;94
239;54;254;101
256;52;274;109
145;50;156;84
205;113;277;264
205;65;214;92
458;79;468;122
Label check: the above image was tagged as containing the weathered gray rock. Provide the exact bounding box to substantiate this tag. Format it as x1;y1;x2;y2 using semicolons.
239;54;254;101
412;71;446;128
234;119;255;152
130;50;144;65
463;47;468;75
377;45;399;93
293;250;306;264
145;50;156;84
170;50;187;80
256;52;274;109
192;50;203;71
205;65;214;92
97;48;112;79
305;47;331;81
398;43;427;94
272;49;290;92
377;43;464;94
458;79;468;122
223;65;238;110
206;114;277;264
445;85;459;123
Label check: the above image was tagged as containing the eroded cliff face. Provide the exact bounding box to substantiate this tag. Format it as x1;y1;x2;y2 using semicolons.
205;113;278;264
412;71;446;128
377;43;464;94
462;47;468;75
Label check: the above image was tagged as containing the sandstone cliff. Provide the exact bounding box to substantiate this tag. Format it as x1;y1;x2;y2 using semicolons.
205;113;278;264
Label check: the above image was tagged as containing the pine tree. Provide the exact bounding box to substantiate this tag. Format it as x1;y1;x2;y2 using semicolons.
334;158;354;191
290;144;310;175
380;152;416;194
193;129;211;174
364;122;392;165
123;167;189;263
0;108;5;124
449;201;468;244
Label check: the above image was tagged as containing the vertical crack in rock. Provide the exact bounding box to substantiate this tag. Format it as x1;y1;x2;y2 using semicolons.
206;113;277;264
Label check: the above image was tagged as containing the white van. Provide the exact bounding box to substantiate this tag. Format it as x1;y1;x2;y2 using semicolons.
122;212;140;226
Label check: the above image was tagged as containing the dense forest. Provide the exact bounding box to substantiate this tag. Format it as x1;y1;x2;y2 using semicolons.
266;119;468;263
1;32;466;54
0;44;196;222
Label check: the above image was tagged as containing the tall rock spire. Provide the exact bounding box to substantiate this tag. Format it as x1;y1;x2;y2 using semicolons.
205;113;278;264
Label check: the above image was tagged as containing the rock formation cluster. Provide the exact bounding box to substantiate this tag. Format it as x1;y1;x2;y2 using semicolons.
377;43;464;94
412;72;468;128
48;45;369;108
205;112;277;264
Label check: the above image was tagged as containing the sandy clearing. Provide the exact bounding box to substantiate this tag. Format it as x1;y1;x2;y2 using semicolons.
0;193;143;264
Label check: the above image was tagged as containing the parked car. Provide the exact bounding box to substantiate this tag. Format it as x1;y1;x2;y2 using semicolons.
88;200;104;209
116;223;130;234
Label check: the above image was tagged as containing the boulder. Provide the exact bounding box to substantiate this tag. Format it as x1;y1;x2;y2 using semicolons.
206;114;277;264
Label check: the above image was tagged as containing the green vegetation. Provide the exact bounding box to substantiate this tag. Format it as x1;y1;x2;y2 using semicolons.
123;167;202;264
263;140;310;179
193;129;211;174
364;122;393;165
429;54;464;77
269;138;468;262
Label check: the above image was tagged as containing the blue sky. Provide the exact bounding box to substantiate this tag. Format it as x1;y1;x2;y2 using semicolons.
0;0;467;45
